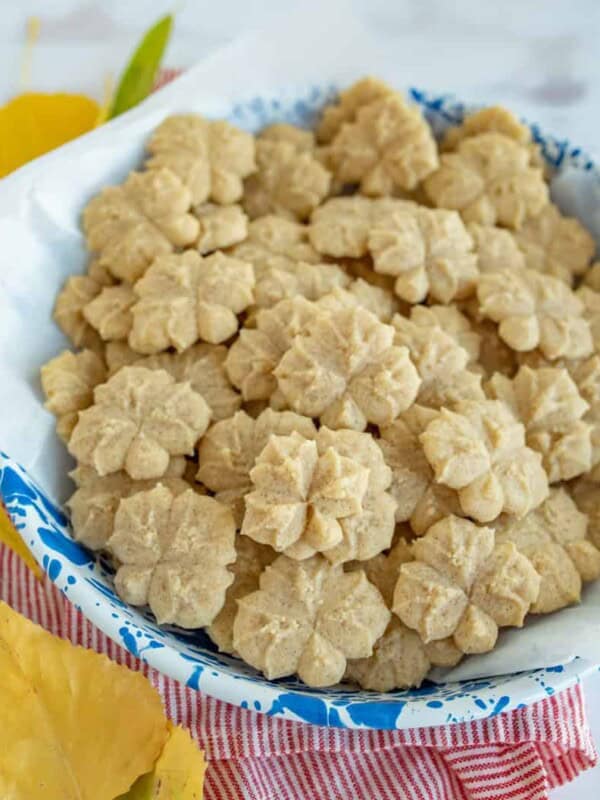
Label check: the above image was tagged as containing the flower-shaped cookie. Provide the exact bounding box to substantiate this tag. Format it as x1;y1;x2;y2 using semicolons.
467;222;526;274
230;215;348;309
225;296;318;401
316;280;399;323
441;106;546;172
275;306;421;430
393;516;540;653
442;106;533;151
69;366;211;480
53;275;103;353
424;133;549;228
477;269;593;360
514;204;595;283
40;349;106;442
392;314;484;409
309;196;416;258
378;406;463;533
259;122;316;151
255;262;350;314
99;344;238;416
326;94;439;194
232;554;390;686
67;459;192;550
316;77;394;143
207;536;276;654
242;427;396;563
83;284;136;341
420;399;549;522
243;137;331;221
409;303;481;363
194;203;248;253
146;114;256;205
107;484;236;628
91;319;233;395
197;408;317;526
494;489;600;614
345;538;463;690
132;344;241;422
360;533;465;668
346;621;432;691
83;168;199;283
233;214;321;271
487;366;592;482
313;428;397;564
368;206;478;303
129;251;254;353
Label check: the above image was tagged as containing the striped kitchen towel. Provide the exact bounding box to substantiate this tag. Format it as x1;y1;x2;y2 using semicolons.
0;543;596;800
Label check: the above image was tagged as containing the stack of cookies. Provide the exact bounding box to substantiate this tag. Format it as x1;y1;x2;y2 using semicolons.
40;78;600;691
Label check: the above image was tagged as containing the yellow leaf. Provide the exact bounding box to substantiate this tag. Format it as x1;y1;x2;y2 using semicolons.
119;723;206;800
0;92;99;178
0;504;42;578
0;601;168;800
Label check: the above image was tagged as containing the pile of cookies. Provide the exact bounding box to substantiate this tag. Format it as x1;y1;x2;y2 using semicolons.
40;78;600;691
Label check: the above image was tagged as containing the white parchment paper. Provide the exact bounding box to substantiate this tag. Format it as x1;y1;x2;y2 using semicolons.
1;2;599;682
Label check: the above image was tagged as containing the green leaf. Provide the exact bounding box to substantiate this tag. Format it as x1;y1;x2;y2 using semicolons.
109;14;173;119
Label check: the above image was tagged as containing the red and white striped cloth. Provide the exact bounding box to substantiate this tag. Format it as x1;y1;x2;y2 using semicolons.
1;544;597;800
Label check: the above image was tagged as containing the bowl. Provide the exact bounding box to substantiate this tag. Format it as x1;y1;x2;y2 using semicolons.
1;85;599;729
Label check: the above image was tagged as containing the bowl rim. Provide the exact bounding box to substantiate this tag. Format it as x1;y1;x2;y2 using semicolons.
2;82;599;730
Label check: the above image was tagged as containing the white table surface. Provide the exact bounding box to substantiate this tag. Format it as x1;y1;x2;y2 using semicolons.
1;1;599;796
